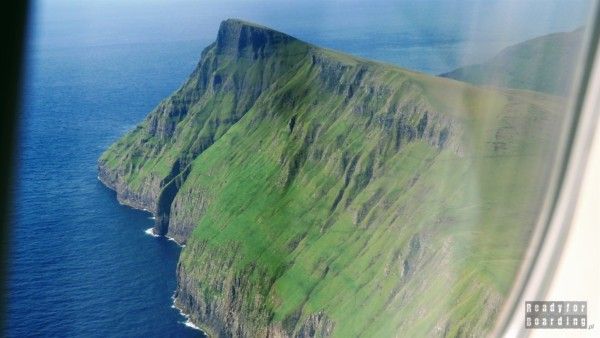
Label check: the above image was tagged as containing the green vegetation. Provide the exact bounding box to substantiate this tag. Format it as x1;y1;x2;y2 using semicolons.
442;28;584;96
100;19;563;337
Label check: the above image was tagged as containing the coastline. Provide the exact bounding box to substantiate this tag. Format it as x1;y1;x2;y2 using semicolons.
97;174;206;336
171;292;214;337
144;226;186;248
96;168;157;214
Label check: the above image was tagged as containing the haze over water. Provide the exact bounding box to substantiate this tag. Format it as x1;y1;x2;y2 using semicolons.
8;0;591;336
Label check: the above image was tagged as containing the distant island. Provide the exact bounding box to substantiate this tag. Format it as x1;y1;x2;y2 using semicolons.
99;19;568;337
442;28;584;96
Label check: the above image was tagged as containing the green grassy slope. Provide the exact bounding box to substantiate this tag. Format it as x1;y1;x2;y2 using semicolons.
100;19;563;337
442;28;584;96
99;19;312;236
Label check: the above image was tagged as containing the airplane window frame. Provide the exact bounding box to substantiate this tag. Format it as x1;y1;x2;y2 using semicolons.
496;2;600;335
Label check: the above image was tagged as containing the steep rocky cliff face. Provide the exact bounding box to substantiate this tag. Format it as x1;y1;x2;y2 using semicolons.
100;19;562;337
99;19;311;237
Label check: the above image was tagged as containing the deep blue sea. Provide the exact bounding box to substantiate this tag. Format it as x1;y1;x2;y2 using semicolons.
7;0;592;337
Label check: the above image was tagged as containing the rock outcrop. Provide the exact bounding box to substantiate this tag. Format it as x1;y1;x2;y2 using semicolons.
99;19;562;337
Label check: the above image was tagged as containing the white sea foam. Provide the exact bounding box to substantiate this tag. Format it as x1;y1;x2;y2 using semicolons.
171;291;204;333
166;236;185;248
144;227;159;237
183;319;201;330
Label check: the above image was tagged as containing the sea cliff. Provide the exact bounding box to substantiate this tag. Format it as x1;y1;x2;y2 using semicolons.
100;19;561;337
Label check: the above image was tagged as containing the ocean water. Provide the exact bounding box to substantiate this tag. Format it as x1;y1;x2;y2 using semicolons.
8;40;207;337
7;0;592;337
